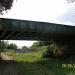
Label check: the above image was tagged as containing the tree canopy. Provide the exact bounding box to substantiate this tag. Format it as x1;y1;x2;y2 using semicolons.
0;0;13;14
0;0;75;15
7;43;17;50
67;0;75;3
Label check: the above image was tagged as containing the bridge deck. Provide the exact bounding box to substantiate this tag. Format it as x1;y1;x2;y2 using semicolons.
0;18;75;41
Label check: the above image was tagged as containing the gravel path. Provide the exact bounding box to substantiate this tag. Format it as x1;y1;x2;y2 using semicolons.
0;53;18;75
1;53;13;61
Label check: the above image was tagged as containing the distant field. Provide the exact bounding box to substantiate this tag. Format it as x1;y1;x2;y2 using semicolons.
4;51;75;75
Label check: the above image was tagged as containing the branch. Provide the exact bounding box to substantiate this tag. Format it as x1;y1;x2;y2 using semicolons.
0;0;14;15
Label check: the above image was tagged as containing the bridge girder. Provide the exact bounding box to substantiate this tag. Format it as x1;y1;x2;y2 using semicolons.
0;18;75;41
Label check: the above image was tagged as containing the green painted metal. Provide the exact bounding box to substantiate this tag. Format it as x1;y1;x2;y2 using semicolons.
0;18;75;34
1;18;75;55
0;18;75;41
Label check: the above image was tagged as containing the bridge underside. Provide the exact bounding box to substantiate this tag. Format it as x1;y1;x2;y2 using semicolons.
1;30;75;41
1;18;75;56
0;18;75;41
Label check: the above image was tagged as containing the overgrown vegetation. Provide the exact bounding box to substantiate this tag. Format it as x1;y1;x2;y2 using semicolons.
0;0;14;14
5;50;75;75
1;40;75;75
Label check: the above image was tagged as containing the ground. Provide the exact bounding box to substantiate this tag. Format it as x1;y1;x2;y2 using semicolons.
0;52;55;75
0;52;75;75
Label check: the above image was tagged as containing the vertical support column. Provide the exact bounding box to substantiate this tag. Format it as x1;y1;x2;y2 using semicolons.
52;40;68;57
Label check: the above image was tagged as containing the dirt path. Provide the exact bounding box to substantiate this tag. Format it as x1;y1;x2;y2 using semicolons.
1;53;13;61
0;53;18;75
0;53;56;75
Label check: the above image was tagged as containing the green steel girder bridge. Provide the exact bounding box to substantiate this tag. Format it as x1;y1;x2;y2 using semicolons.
0;18;75;42
1;18;75;56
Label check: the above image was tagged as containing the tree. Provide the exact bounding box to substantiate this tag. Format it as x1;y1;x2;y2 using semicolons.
31;41;53;48
7;43;17;50
0;40;8;52
0;0;75;15
0;40;8;59
67;0;75;3
22;46;28;50
0;0;14;14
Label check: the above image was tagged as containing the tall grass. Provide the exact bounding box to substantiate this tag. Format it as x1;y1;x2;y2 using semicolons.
4;48;75;75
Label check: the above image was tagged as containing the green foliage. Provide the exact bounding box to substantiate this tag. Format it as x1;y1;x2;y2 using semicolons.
5;52;41;62
43;46;53;58
31;41;64;58
22;46;28;50
0;40;8;52
4;49;15;53
30;41;54;52
31;41;40;48
0;0;14;14
0;40;18;53
31;41;53;48
5;51;75;75
7;43;17;50
5;51;55;75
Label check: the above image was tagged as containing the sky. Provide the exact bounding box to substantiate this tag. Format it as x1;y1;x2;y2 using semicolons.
1;0;72;23
1;0;75;47
7;40;36;48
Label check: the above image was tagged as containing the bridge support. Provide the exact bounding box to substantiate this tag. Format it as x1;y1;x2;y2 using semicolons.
52;39;75;58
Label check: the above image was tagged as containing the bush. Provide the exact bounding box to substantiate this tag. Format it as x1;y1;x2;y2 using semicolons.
43;45;63;58
43;46;54;58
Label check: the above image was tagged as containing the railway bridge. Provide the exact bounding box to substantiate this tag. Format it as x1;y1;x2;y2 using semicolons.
0;18;75;55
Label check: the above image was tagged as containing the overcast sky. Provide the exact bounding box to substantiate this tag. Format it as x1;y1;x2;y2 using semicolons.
1;0;71;23
1;0;75;47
